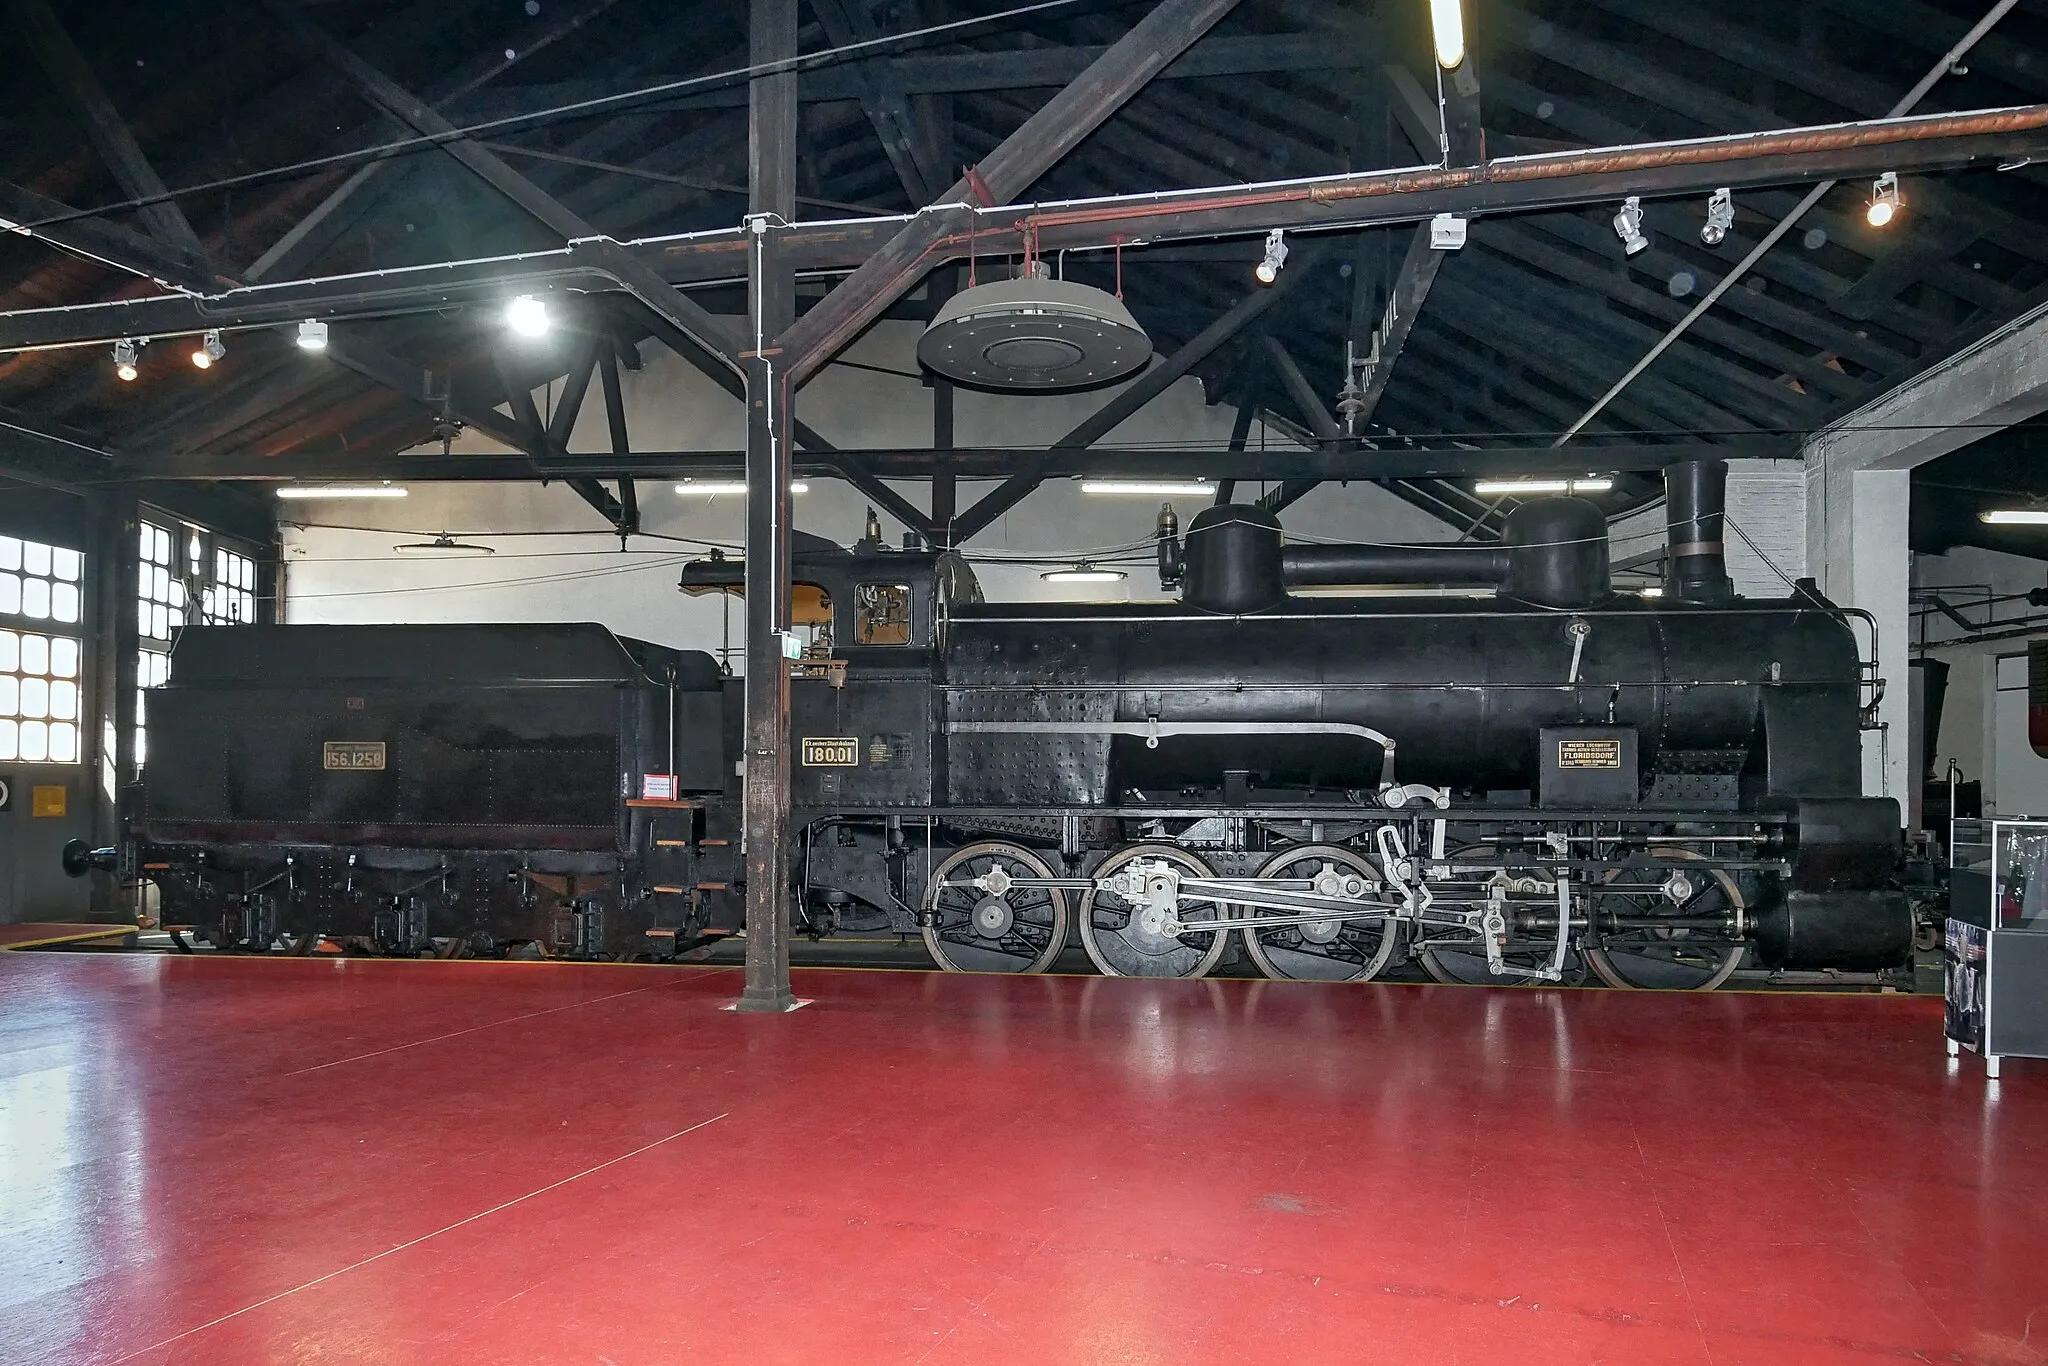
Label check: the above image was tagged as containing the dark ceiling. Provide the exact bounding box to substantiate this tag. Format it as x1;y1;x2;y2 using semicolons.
4;0;2048;548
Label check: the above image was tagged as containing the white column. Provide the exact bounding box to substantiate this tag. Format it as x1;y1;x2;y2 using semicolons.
1806;448;1912;806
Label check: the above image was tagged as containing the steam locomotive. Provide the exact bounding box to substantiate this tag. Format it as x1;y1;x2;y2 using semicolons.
74;458;1910;986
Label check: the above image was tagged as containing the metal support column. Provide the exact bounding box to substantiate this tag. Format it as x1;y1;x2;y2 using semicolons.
932;377;956;545
736;0;801;1013
930;266;959;545
89;493;139;919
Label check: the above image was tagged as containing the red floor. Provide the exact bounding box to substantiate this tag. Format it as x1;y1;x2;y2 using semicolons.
0;957;2041;1366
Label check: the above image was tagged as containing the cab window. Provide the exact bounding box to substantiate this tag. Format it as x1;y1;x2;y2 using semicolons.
793;583;832;654
855;583;912;645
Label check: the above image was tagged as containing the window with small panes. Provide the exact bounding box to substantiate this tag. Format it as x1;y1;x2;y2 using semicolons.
136;518;262;769
0;534;85;764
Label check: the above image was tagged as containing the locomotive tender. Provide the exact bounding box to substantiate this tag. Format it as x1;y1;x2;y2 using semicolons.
82;458;1911;987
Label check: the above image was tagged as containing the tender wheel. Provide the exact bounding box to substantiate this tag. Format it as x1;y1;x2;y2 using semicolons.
1240;845;1397;983
922;841;1070;974
1415;843;1585;986
1078;843;1233;979
1584;848;1745;991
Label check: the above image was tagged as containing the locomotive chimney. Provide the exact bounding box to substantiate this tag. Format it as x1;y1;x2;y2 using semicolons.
1664;459;1734;603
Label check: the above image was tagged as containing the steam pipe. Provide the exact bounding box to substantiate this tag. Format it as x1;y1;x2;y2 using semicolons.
1282;544;1509;586
1179;497;1611;611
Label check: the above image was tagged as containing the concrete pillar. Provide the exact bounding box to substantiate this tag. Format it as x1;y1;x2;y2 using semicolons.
1806;449;1911;806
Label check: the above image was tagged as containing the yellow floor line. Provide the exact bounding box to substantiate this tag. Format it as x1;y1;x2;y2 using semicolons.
0;925;139;952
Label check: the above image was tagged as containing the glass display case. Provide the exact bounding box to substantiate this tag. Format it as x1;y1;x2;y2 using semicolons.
1945;818;2048;1078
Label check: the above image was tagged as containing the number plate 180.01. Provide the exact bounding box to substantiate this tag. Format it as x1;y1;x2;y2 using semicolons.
323;741;387;771
801;736;859;767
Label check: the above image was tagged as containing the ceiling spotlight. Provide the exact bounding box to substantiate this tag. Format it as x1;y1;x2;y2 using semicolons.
1429;0;1467;69
191;330;225;369
1701;187;1734;246
1080;480;1214;496
111;338;139;383
393;534;495;557
505;294;551;337
295;319;328;351
1867;171;1902;228
1612;197;1649;256
672;480;809;495
1254;228;1288;285
1979;508;2048;525
1041;562;1128;583
274;484;408;500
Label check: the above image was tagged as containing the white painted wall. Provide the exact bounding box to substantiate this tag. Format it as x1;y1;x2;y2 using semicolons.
1606;458;1807;597
1991;662;2048;818
1915;544;2048;816
282;320;1460;661
1724;460;1810;593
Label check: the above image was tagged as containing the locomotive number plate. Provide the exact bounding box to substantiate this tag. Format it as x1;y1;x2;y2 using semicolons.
323;741;387;771
801;736;860;767
1556;738;1622;770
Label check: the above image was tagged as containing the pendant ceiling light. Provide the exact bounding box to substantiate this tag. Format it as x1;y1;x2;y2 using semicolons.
392;534;496;557
918;263;1151;391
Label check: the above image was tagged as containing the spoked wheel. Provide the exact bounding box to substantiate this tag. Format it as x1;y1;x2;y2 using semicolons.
1415;843;1587;987
1078;843;1233;979
1584;848;1745;991
1240;845;1398;983
922;841;1070;974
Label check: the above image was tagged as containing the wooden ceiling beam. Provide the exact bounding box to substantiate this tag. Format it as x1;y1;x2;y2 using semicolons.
779;0;1246;383
9;0;208;258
